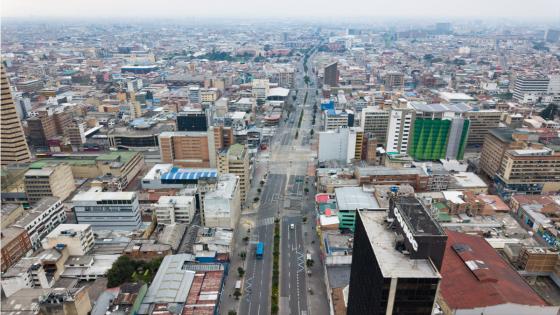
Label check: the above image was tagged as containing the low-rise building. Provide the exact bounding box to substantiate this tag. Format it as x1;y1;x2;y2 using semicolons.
72;188;142;231
123;240;173;261
42;224;94;256
154;195;196;225
1;287;92;315
202;174;241;229
12;197;66;250
1;227;32;272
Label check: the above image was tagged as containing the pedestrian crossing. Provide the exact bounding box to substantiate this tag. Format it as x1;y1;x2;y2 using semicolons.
257;217;275;227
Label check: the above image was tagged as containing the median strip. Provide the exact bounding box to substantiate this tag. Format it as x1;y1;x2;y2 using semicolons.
271;218;280;314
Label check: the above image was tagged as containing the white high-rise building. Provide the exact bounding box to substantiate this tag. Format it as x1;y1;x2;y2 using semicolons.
318;127;361;163
386;109;415;154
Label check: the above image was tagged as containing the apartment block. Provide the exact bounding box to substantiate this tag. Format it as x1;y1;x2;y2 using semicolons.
386;109;415;155
24;163;76;203
318;127;363;163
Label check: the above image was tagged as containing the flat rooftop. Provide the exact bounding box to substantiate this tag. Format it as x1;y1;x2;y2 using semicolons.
72;188;136;202
394;196;445;236
359;211;440;278
335;186;380;210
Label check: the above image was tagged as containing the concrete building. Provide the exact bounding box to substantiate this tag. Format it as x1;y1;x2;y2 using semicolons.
12;197;66;250
513;76;550;103
217;144;250;203
360;107;389;143
24;164;76;203
177;110;208;132
479;128;533;178
2;258;54;297
386;109;415;155
324;62;339;87
1;203;24;228
72;188;142;231
335;186;383;231
347;197;446;315
42;224;94;256
318;127;363;164
355;166;430;192
464;110;502;147
382;72;404;91
154;195;196;225
1;227;32;272
252;79;270;99
324;109;354;131
1;287;92;315
159;131;216;168
495;147;560;199
1;64;31;165
202;174;241;229
123;240;173;261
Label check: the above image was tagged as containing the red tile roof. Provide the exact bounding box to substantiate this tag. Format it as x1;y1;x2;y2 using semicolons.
440;230;548;310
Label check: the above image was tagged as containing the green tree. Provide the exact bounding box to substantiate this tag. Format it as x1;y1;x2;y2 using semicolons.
233;289;242;300
238;267;245;278
540;103;558;120
229;310;237;315
304;75;310;86
306;259;314;267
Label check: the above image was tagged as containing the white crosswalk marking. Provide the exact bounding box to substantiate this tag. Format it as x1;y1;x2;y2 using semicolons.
256;217;275;227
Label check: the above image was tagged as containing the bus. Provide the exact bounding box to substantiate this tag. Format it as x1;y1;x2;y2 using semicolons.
256;242;264;259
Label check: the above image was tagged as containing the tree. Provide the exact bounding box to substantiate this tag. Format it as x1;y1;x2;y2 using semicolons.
540;103;558;120
106;256;162;288
233;289;242;300
310;130;314;136
254;197;260;202
238;267;245;278
304;75;310;86
304;187;309;194
306;259;314;268
240;251;247;260
242;236;249;243
229;310;238;315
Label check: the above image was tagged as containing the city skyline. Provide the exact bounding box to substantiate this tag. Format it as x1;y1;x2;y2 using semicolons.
2;0;560;19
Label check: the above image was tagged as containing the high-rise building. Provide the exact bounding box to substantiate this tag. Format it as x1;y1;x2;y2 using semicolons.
1;64;31;165
513;76;550;103
324;62;338;87
382;72;404;91
324;109;354;130
177;110;208;132
360;107;389;143
24;164;76;203
318;126;363;163
12;197;66;250
545;29;560;43
479;128;533;178
408;103;470;160
386;109;415;155
217;144;250;202
464;110;502;147
72;188;142;231
435;22;452;34
347;196;447;315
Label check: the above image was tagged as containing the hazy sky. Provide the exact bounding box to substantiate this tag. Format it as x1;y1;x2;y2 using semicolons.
2;0;560;19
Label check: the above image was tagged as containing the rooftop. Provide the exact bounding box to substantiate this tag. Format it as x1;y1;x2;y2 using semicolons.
393;196;445;236
0;227;27;250
143;254;196;304
160;167;218;181
440;230;549;310
450;172;488;189
335;186;380;210
46;224;91;238
72;188;136;202
359;211;440;278
228;143;246;159
410;102;471;113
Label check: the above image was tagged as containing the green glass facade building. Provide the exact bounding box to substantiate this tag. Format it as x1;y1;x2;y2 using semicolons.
409;118;469;160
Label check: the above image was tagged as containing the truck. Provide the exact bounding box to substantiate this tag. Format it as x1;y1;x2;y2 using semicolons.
256;242;264;259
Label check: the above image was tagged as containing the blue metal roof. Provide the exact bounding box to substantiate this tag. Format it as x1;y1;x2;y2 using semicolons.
161;169;218;181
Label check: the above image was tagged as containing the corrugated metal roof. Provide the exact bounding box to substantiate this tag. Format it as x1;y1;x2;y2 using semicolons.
161;170;217;181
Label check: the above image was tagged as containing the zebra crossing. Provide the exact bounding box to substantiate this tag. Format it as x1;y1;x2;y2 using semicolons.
257;217;275;227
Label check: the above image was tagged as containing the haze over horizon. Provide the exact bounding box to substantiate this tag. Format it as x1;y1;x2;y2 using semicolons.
2;0;560;20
